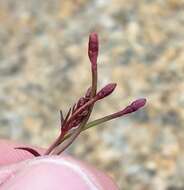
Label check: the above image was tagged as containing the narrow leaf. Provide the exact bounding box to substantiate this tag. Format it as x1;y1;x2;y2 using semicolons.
15;147;41;157
61;108;71;128
72;103;76;114
60;110;64;126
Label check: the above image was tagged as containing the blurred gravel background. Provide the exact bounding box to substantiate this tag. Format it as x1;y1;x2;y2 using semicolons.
1;0;184;189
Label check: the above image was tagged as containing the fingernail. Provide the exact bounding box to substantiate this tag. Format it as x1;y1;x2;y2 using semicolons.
0;156;119;190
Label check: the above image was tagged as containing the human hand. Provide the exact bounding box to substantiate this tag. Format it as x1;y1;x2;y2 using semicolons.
0;140;118;190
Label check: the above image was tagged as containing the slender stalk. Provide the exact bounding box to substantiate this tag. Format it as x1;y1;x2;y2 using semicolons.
44;133;64;155
52;115;89;155
84;115;114;130
91;70;97;97
61;114;115;142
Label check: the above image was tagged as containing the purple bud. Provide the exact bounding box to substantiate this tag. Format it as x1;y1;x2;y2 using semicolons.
121;98;146;115
88;32;99;70
131;98;146;110
96;83;117;100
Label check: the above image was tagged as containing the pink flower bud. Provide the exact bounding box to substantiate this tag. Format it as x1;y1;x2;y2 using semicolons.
96;83;117;100
131;98;146;109
121;98;146;115
88;32;99;70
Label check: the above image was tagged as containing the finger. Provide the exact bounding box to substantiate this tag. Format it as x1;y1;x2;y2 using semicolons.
0;139;44;166
0;156;119;190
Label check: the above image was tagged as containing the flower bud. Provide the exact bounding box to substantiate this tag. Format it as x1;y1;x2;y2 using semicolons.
88;32;99;70
121;98;146;115
96;83;117;100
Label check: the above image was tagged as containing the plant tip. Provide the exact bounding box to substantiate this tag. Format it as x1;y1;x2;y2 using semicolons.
15;33;147;156
97;83;117;100
88;32;99;68
131;98;147;109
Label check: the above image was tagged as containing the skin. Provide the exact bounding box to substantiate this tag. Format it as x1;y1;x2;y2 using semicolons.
0;140;119;190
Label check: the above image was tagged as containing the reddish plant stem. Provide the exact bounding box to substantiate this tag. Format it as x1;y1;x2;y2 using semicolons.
44;133;64;155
